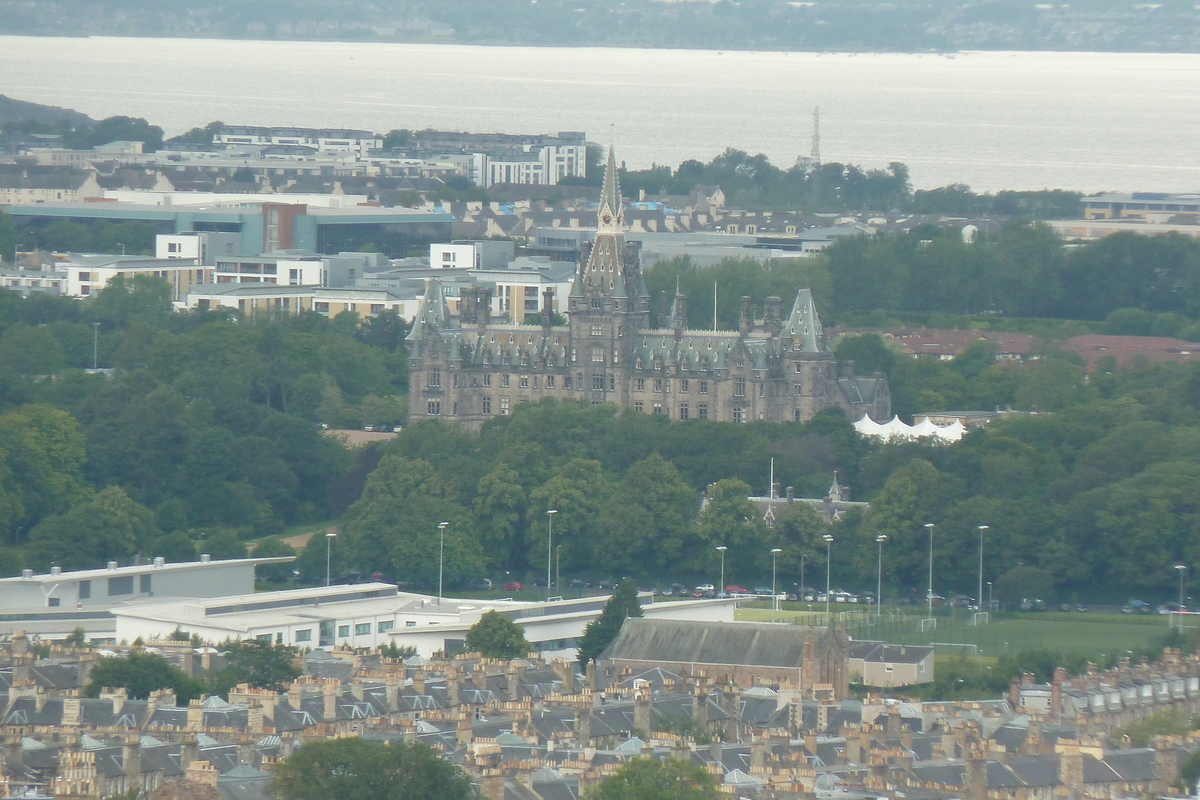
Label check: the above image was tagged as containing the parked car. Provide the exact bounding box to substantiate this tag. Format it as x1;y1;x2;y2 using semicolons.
502;581;524;591
753;586;775;597
695;584;715;593
1123;599;1153;614
725;584;751;595
1019;598;1047;611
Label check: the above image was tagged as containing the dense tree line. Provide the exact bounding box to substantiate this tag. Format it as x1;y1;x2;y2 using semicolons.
5;0;1198;54
617;149;913;212
0;277;409;572
340;335;1200;604
1;114;163;152
646;224;1200;330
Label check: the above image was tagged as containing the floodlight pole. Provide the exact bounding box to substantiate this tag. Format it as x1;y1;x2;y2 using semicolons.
437;522;449;605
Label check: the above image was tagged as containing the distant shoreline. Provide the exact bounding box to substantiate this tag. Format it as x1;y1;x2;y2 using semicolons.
0;33;1196;58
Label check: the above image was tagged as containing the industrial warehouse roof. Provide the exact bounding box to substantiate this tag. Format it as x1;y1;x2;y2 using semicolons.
601;618;825;668
5;200;454;224
0;556;294;586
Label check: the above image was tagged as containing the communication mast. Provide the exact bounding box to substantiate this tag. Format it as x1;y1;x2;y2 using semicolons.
809;106;822;207
811;106;821;167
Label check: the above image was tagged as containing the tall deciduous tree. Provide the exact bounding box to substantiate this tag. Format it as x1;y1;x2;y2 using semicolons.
274;739;471;800
464;610;530;659
585;757;719;800
577;577;643;666
596;454;695;575
28;486;156;569
85;651;205;702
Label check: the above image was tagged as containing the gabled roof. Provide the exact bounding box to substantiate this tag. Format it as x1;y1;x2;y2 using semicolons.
603;617;822;668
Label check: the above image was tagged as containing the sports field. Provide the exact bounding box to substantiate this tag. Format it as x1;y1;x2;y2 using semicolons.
734;608;1175;659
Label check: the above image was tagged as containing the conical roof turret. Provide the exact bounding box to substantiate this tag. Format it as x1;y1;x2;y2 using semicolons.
596;145;623;233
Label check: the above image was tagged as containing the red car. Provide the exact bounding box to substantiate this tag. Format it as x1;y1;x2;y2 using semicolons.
502;581;524;591
725;584;751;595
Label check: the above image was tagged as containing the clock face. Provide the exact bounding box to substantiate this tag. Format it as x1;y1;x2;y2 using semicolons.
601;213;612;225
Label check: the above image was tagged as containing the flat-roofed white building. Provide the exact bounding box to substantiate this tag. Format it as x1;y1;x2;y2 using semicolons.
156;232;241;264
58;254;209;302
186;283;416;319
111;583;736;658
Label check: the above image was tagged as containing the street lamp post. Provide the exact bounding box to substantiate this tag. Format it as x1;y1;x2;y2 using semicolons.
1176;564;1188;619
925;523;936;617
546;510;557;600
823;534;834;624
91;322;100;370
977;525;989;614
771;548;783;622
716;546;727;596
556;544;562;595
800;551;806;605
987;581;993;611
325;532;337;587
875;535;887;620
437;522;449;605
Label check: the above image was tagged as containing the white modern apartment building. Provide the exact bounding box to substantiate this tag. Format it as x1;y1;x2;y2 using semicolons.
429;240;514;270
214;127;383;156
59;254;209;302
472;143;586;188
156;232;241;264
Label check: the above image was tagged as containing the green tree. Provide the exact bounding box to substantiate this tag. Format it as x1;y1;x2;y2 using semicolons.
693;478;771;576
0;323;67;377
28;486;157;569
585;757;719;800
464;610;530;659
86;650;205;702
835;333;897;376
859;458;962;592
596;454;695;576
88;274;173;329
0;208;17;263
209;639;301;693
577;577;643;666
994;565;1055;604
274;739;471;800
250;537;297;582
474;462;527;570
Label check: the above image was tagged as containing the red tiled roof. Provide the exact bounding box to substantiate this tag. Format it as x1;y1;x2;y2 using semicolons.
1064;335;1200;366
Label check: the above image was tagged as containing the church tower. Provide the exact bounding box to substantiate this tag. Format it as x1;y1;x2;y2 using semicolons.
568;146;650;404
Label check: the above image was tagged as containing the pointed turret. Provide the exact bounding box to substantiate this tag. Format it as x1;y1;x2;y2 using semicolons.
785;288;825;352
596;145;623;233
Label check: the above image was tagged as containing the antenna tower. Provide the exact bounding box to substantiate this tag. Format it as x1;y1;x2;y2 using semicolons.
809;106;822;207
811;106;821;167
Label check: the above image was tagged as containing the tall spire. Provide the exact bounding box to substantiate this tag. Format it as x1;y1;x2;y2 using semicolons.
597;145;623;233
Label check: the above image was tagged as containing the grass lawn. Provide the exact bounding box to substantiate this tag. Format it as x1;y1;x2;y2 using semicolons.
734;605;1175;660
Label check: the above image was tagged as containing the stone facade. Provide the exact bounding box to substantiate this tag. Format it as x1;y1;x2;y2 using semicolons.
406;147;890;430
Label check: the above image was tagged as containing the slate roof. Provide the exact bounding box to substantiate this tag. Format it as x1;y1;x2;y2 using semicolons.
602;618;820;668
848;642;934;664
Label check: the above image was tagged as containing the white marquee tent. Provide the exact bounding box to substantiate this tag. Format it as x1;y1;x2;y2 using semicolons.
854;415;967;443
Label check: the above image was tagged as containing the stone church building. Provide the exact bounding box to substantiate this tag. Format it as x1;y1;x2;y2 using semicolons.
405;148;890;430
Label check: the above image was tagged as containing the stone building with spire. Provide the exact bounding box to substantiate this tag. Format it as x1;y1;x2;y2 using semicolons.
405;147;890;430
